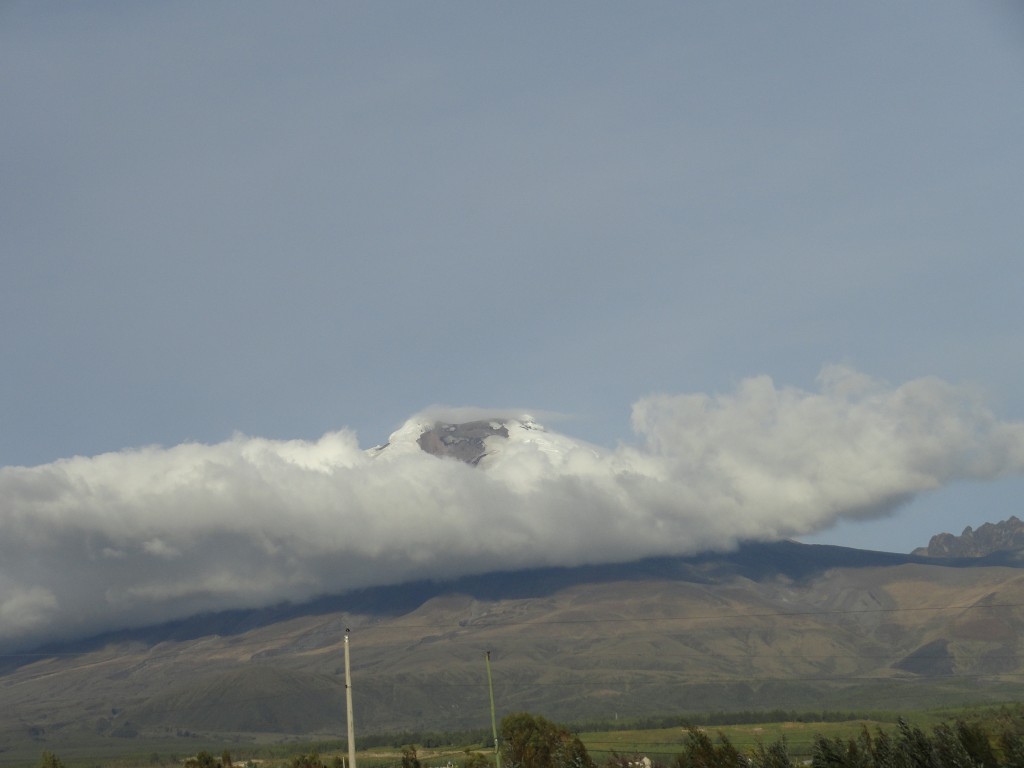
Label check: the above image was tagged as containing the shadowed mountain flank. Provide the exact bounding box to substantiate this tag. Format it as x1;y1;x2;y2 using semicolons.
893;638;954;676
7;536;1024;756
21;539;1020;660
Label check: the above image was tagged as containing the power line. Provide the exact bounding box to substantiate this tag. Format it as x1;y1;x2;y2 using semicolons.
4;597;1024;660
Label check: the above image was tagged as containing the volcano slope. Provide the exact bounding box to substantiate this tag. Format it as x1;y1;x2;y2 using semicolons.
5;540;1024;761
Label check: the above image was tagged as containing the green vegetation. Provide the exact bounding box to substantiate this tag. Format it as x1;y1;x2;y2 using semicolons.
19;705;1024;768
500;712;594;768
582;705;1024;768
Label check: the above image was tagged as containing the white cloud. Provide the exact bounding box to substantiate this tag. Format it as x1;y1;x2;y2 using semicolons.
142;538;182;559
1;366;1022;650
0;585;59;635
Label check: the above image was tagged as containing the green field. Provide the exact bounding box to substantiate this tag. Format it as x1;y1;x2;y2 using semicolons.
10;704;1024;768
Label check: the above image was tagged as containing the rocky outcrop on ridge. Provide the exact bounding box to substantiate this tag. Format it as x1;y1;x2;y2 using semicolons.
912;515;1024;557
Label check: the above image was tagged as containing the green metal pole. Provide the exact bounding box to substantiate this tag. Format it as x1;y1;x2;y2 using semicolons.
486;651;501;768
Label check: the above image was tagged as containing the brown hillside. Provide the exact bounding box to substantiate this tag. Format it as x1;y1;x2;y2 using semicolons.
5;541;1024;762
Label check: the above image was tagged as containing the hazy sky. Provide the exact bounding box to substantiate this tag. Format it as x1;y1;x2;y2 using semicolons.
3;3;1024;646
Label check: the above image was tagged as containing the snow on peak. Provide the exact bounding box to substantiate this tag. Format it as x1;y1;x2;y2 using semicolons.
368;414;599;469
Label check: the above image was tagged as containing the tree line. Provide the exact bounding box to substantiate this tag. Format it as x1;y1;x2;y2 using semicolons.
626;717;1024;768
34;709;1024;768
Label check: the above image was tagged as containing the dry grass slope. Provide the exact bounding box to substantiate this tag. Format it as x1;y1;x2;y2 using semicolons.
5;541;1024;760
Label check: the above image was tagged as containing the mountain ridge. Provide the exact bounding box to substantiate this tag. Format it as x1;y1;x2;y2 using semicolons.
912;515;1024;558
7;532;1024;762
20;538;1020;661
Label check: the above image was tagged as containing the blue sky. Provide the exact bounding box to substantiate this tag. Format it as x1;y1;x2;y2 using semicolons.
3;2;1024;643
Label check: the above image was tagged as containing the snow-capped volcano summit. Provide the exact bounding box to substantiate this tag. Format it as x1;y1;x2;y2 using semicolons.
417;419;513;465
369;414;597;468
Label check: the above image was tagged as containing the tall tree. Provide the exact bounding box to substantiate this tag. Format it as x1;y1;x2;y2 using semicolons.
500;712;594;768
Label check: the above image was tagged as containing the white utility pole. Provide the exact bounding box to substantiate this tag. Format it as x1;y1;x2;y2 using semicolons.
344;629;357;768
